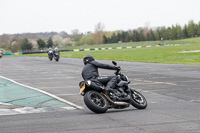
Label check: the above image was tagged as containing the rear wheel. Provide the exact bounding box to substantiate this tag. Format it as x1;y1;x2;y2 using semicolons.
130;90;147;109
84;90;108;113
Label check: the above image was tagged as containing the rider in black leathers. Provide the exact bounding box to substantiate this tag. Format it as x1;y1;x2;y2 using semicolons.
82;55;120;91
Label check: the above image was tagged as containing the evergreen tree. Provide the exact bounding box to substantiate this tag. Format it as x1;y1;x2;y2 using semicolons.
117;32;122;42
170;25;177;39
103;35;108;44
148;29;156;41
138;28;145;41
182;25;188;38
37;38;46;49
161;27;167;40
176;24;183;39
155;28;161;40
135;30;140;42
197;21;200;36
129;30;135;42
188;20;196;37
121;31;126;42
124;31;130;42
47;37;54;48
21;38;32;51
111;33;118;43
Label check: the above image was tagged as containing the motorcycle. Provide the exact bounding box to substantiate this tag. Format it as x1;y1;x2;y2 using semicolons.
48;51;53;61
79;61;147;113
54;52;60;62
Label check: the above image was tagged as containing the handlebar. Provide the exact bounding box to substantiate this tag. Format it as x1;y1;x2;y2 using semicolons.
115;67;121;75
112;61;121;75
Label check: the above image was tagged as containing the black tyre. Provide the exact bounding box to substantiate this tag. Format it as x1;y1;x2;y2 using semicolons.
49;56;53;61
48;54;53;61
130;90;147;109
84;90;108;113
55;57;59;62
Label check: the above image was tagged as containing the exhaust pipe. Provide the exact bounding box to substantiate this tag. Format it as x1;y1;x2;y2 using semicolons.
103;92;129;106
113;101;129;106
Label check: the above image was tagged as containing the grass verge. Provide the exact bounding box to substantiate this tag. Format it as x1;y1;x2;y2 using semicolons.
4;37;200;65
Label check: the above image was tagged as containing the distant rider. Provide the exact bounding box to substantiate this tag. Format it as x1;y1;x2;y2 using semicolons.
47;47;53;54
53;47;60;55
82;55;120;91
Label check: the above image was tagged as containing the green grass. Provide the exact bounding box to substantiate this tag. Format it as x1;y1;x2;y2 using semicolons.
59;46;200;65
59;37;200;50
5;37;200;65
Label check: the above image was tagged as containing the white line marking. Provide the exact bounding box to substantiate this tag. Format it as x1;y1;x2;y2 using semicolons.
13;107;42;114
149;102;159;104
0;106;78;116
55;93;79;96
39;86;77;89
0;75;83;109
0;109;20;116
61;107;76;110
0;102;13;106
142;91;150;93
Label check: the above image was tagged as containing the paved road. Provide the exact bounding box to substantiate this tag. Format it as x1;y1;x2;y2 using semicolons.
0;56;200;133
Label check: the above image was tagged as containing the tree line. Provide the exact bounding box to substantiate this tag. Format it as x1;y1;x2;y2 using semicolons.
102;20;200;44
0;32;81;52
9;37;54;52
1;20;200;52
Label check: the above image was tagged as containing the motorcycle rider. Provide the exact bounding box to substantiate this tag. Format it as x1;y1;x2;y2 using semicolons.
47;47;53;59
53;47;59;54
47;47;53;54
82;55;121;92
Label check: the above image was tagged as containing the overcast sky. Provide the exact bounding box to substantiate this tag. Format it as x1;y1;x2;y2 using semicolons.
0;0;200;35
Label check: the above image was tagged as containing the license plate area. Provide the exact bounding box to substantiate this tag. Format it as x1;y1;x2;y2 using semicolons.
80;84;85;95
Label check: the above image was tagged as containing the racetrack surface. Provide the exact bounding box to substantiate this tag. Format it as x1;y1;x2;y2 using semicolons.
0;56;200;133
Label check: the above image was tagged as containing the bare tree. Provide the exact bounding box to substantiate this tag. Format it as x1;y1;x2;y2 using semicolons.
71;29;79;35
93;22;105;44
10;41;21;52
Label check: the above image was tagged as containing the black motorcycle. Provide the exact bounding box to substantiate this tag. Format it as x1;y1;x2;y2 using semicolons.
53;52;60;62
79;61;147;113
48;51;53;61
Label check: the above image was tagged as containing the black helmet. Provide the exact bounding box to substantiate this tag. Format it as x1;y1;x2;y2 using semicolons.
83;55;95;65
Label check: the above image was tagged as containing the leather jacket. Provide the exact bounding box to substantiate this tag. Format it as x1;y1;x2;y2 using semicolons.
82;61;116;80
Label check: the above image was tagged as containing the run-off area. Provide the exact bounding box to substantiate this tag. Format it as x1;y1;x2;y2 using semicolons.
0;76;81;116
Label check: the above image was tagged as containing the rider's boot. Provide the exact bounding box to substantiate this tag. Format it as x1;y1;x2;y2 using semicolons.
118;88;128;97
105;86;114;91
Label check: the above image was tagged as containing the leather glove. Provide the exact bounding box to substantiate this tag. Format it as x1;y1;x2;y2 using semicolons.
115;66;121;70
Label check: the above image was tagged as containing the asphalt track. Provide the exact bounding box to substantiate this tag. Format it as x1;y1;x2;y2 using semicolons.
0;56;200;133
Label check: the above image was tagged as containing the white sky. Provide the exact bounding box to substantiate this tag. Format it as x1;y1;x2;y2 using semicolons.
0;0;200;35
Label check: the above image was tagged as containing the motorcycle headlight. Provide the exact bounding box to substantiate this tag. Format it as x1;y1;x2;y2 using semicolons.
125;76;128;81
121;75;128;81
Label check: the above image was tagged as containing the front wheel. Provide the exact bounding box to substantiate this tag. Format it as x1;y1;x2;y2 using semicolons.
55;56;59;62
84;90;108;113
49;55;53;61
130;90;147;109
